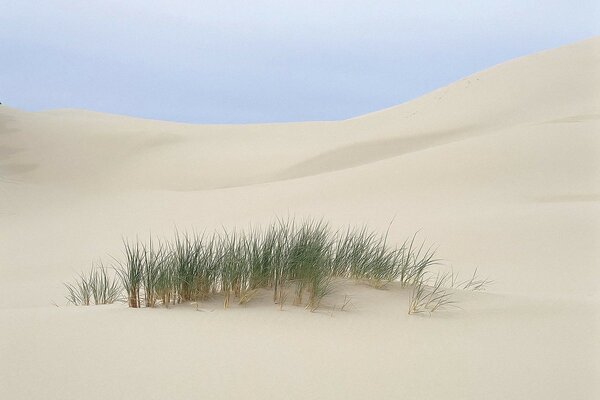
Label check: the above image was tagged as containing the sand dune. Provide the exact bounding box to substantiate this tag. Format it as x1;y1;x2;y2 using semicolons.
2;38;598;191
1;38;599;399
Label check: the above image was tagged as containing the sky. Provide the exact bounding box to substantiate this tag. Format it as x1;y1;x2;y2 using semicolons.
1;1;599;124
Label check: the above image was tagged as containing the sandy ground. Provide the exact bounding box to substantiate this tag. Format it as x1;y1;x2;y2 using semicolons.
1;37;599;399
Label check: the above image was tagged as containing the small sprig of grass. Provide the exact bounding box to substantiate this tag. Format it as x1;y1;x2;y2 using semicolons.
65;274;91;306
408;268;491;315
450;267;493;291
408;271;456;315
65;264;120;305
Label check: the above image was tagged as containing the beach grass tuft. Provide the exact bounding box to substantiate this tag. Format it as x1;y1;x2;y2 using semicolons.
66;218;487;314
65;263;120;305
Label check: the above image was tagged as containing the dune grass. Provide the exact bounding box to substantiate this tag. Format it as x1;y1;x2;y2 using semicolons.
407;268;491;315
115;240;144;308
65;218;488;313
65;264;121;306
408;271;456;314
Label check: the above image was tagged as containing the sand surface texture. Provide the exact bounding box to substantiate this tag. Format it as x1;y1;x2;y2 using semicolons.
1;38;599;399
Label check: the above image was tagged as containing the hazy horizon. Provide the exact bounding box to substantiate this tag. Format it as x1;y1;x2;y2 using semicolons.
1;1;599;123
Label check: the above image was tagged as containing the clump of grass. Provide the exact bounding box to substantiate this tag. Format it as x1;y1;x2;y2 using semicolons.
141;239;168;307
116;239;144;308
306;273;333;312
397;234;439;287
65;218;489;314
333;226;398;285
155;258;175;307
287;219;331;306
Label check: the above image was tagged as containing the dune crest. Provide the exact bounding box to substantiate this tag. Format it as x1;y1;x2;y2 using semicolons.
1;37;599;191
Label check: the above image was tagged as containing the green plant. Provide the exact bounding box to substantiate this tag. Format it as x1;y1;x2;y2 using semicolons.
65;264;120;305
65;273;92;306
116;239;144;308
450;267;492;290
408;268;491;314
155;258;175;307
65;217;489;314
141;239;168;307
408;271;455;315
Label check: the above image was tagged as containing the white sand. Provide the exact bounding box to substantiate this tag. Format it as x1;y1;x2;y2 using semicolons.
1;37;599;399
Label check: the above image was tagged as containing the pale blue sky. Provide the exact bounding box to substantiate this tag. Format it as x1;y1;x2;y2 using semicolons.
1;1;598;123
